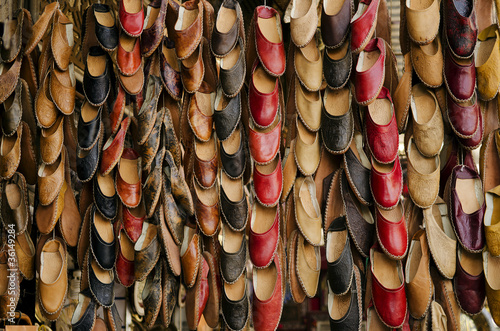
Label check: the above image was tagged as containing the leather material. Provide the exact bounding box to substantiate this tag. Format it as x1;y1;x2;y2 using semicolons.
181;230;201;288
101;117;130;176
476;25;500;101
115;229;135;287
354;38;386;105
423;198;457;279
35;181;66;234
457;100;483;150
18;120;37;186
324;43;352;90
88;255;114;308
76;136;100;183
193;142;218;190
14;230;35;280
137;76;162;145
252;241;284;330
294;41;323;92
294;176;323;246
328;267;362;330
365;88;399;164
90;206;116;270
454;249;485;315
40;115;64;166
35;72;58;129
321;88;354;155
447;92;479;139
119;62;144;95
180;37;205;93
249;117;281;165
59;149;82;248
295;120;321;176
295;77;322;132
1;80;22;137
94;4;118;51
116;148;142;208
221;234;247;283
24;2;59;55
371;245;408;328
326;216;354;295
78;104;102;151
83;46;111;107
351;0;380;53
253;157;283;207
104;303;123;331
406;138;440;208
370;156;403;210
93;175;118;221
249;206;279;268
290;0;318;47
0;56;22;105
134;223;160;282
341;171;374;257
406;0;440;44
161;261;180;327
220;183;248;232
188;92;213;142
164;150;194;216
141;0;167;57
485;186;500;256
1;9;23;63
343;133;373;206
447;165;485;252
288;229;306;304
117;35;142;77
296;233;321;297
118;0;145;37
410;85;443;157
193;184;220;237
51;9;74;71
122;205;144;243
444;0;477;59
38;238;68;316
248;61;279;129
0;173;29;235
219;38;246;98
110;85;125;135
222;278;249;331
172;0;203;60
410;36;444;88
161;191;184;252
50;65;76;115
484;250;500;325
71;291;97;331
157;209;181;278
444;47;476;102
321;0;352;49
214;91;241;141
433;271;461;331
220;126;247;179
254;6;286;76
143;264;162;328
38;150;65;206
160;38;183;101
405;229;433;319
185;256;209;330
0;124;22;180
211;0;243;57
141;111;163;174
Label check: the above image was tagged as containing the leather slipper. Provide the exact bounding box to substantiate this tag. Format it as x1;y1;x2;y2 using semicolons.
157;205;181;277
24;2;59;55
